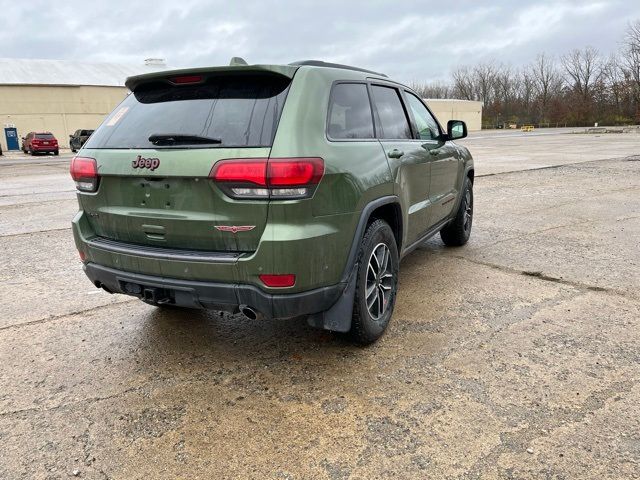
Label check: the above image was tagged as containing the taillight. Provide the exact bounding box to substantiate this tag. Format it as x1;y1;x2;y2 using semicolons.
70;156;98;192
259;274;296;288
210;157;324;199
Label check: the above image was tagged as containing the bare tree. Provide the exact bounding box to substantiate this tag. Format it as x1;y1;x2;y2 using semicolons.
519;68;536;121
530;53;564;122
404;20;640;127
473;63;497;104
601;54;626;115
495;65;520;115
451;66;474;100
408;81;451;99
621;20;640;118
561;46;603;100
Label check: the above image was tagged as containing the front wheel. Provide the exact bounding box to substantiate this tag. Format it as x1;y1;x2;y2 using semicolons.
350;219;399;345
440;177;473;246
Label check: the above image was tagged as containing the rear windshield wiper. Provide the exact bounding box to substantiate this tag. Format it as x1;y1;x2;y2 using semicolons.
148;134;222;146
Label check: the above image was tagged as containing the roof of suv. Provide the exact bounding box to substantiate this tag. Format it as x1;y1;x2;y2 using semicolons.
124;60;388;91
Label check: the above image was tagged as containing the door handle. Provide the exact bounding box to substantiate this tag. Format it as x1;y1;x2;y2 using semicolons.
387;149;404;159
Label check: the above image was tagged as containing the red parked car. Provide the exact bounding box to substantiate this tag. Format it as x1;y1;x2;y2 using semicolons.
21;132;59;155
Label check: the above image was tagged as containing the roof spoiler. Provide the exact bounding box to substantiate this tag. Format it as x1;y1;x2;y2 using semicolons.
125;64;298;91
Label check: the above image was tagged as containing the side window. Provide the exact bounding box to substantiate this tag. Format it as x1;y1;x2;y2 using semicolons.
370;85;412;139
327;83;374;139
405;93;440;140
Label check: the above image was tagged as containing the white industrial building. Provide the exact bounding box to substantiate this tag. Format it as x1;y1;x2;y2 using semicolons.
425;99;483;132
0;58;167;151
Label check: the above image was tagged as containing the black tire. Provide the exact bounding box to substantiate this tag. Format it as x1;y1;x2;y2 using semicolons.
440;177;473;246
350;219;399;345
54;150;59;156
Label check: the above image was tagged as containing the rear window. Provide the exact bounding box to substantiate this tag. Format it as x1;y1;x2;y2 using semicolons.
35;133;55;140
85;73;291;149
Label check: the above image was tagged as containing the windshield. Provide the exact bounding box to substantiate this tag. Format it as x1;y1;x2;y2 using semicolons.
85;73;291;149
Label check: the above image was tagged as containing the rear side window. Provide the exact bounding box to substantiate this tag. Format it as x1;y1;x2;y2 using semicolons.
35;133;55;140
85;74;291;149
327;83;374;139
370;85;412;139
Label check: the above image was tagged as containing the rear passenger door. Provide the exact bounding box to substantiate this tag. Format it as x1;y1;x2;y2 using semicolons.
404;92;461;227
370;84;432;246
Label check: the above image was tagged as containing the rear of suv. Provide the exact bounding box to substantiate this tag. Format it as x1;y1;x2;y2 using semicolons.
71;60;474;344
22;132;59;155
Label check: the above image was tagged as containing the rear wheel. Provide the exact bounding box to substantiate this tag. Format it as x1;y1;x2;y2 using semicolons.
54;150;59;156
440;177;473;246
350;219;399;345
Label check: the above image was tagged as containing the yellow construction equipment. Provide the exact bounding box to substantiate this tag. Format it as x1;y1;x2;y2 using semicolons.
521;125;535;132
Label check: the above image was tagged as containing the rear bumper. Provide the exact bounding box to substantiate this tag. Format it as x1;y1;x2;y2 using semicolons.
31;145;58;151
84;262;345;320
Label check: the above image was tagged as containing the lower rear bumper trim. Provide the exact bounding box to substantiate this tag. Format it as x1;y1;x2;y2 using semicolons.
83;262;345;320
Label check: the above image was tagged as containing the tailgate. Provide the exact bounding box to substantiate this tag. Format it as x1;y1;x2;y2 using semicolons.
79;148;270;252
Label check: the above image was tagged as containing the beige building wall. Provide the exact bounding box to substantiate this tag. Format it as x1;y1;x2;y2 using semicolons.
425;99;483;132
0;85;128;150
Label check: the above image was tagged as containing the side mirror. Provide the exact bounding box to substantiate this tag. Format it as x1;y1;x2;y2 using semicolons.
447;120;467;140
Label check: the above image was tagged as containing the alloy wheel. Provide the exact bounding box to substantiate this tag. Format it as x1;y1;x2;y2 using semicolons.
365;243;394;320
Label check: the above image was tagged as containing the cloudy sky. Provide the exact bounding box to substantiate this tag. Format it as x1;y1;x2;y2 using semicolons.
1;0;639;83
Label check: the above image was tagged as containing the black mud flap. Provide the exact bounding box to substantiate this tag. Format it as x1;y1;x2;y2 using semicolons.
306;264;358;333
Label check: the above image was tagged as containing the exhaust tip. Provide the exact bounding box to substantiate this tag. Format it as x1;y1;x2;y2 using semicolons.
239;305;259;321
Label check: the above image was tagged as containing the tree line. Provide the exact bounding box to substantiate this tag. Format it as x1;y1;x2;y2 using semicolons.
411;20;640;128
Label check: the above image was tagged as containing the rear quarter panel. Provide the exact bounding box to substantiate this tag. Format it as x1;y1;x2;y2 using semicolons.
267;67;393;288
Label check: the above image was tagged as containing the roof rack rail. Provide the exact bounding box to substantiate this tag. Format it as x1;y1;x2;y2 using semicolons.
289;60;387;78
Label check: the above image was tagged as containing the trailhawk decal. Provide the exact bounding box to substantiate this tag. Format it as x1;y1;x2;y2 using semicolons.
214;226;256;234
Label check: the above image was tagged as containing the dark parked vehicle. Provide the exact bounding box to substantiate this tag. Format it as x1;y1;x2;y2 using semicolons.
69;129;94;152
71;60;474;344
21;132;59;155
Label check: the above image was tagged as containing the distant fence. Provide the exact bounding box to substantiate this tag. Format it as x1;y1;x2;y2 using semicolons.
482;120;639;130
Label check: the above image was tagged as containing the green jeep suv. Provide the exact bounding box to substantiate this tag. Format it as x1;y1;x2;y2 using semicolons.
71;60;474;344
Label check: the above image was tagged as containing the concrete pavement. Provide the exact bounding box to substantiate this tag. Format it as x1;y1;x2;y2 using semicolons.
0;130;639;479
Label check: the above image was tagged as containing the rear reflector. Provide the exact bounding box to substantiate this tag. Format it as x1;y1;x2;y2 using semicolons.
210;157;324;199
70;156;98;192
78;250;86;262
259;274;296;288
